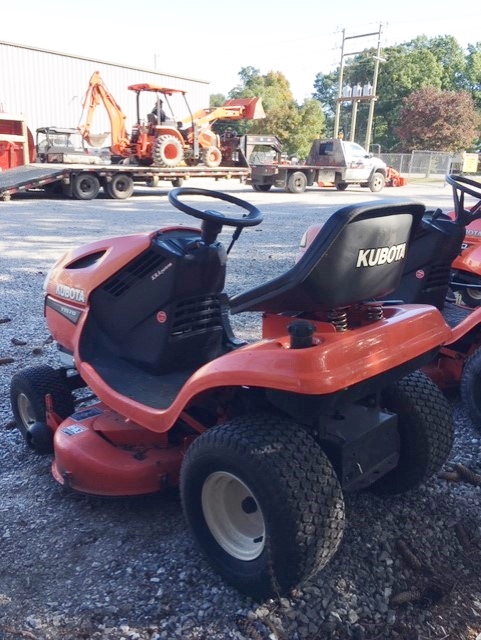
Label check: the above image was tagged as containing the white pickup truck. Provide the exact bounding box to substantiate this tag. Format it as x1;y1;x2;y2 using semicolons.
246;136;388;194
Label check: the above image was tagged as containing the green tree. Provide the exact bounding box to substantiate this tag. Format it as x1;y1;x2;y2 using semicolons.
312;36;471;151
466;42;481;111
221;67;324;157
395;87;480;152
209;93;226;107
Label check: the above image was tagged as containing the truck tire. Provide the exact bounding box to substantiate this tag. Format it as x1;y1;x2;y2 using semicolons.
336;182;348;191
202;146;222;168
369;171;385;193
153;135;184;168
372;371;453;495
10;365;75;454
72;173;101;200
105;173;134;199
180;414;345;599
252;184;272;192
286;171;308;194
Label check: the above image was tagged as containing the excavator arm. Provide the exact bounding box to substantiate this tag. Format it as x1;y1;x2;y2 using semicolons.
78;71;130;156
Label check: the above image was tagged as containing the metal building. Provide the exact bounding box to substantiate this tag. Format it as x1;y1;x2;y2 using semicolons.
0;40;210;145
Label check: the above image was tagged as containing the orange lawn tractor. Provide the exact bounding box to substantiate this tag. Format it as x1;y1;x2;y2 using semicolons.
10;188;454;599
79;71;264;169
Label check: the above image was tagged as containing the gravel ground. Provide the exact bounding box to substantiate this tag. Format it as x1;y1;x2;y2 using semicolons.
1;179;480;640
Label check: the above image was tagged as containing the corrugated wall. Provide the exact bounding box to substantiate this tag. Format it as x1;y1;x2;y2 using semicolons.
0;41;210;144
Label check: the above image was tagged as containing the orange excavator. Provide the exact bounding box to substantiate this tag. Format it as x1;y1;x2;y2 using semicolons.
79;71;265;168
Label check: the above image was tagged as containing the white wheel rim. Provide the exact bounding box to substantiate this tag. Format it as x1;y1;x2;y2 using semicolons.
17;393;36;428
466;287;481;301
201;471;266;561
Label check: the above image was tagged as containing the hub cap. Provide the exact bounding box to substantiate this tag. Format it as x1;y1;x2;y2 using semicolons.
17;393;36;429
201;471;265;560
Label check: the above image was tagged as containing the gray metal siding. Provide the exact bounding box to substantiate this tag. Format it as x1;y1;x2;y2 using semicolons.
0;41;210;143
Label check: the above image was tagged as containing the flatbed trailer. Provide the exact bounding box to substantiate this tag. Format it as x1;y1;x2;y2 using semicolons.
0;162;251;201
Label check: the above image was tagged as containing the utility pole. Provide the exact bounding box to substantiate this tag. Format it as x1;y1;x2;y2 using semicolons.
333;25;383;149
364;26;383;151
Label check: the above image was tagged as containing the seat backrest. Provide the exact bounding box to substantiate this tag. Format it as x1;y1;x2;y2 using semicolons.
230;200;425;314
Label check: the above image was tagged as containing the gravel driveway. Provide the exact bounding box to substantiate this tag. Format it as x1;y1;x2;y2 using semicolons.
1;179;480;640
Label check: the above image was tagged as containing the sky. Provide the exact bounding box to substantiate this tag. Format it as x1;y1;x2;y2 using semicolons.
2;0;481;103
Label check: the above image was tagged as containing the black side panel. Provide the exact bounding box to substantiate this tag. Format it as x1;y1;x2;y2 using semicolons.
86;229;228;374
390;215;465;309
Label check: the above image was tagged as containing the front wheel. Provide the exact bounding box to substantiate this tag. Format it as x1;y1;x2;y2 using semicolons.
460;347;481;431
372;371;453;494
252;184;272;192
10;365;75;454
458;285;481;308
180;414;345;599
286;171;308;194
202;146;222;168
336;182;348;191
369;171;386;193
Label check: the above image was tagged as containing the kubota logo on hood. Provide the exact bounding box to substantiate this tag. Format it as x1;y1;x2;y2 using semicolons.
55;283;86;303
356;243;406;268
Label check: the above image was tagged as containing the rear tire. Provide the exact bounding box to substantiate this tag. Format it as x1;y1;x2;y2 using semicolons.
336;182;348;191
372;371;453;494
105;173;134;199
286;171;308;194
252;184;272;192
153;135;184;167
180;414;345;599
460;347;481;431
72;173;100;200
10;365;75;454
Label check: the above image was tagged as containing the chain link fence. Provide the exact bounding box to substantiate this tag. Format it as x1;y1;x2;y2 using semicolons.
380;151;454;178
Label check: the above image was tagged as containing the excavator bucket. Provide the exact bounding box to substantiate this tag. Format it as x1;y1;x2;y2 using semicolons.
87;132;110;148
223;98;266;120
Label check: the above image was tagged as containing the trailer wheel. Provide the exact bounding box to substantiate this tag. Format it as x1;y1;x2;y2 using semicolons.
153;135;184;167
202;146;222;168
369;171;385;193
372;371;453;494
72;173;101;200
335;182;348;191
460;347;481;431
286;171;308;194
10;365;75;454
252;184;272;192
105;173;134;199
180;414;345;599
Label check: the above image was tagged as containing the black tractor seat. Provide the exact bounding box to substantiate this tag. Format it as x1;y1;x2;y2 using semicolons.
229;200;426;314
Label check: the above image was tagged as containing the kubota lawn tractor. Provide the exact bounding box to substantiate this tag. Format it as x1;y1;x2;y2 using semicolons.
11;188;455;599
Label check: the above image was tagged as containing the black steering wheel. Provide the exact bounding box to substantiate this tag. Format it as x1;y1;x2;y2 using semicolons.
445;174;481;225
168;187;263;228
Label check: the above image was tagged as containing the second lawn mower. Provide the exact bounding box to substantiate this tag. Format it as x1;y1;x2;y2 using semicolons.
11;188;454;599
